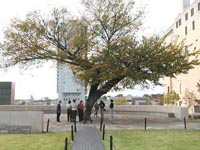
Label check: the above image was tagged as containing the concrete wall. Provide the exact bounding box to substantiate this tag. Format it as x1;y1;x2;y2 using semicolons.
0;105;69;133
0;105;67;114
0;111;43;133
0;105;188;133
112;105;188;120
0;106;45;133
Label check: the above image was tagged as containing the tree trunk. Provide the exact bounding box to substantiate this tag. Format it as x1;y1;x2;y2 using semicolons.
84;94;99;122
84;106;92;121
83;77;123;122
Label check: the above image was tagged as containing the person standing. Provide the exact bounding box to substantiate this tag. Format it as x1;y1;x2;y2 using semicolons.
77;100;84;122
71;99;77;122
94;102;99;118
66;100;72;122
109;99;114;120
56;100;62;122
99;100;105;119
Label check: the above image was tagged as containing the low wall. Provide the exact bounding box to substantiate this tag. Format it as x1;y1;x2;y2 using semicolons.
0;106;45;133
0;105;188;133
0;105;67;114
112;105;188;120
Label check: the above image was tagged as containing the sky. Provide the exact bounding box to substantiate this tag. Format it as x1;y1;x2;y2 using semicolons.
0;0;194;99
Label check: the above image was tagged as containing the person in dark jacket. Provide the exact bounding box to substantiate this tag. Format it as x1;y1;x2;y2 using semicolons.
99;100;105;119
109;99;114;120
56;100;62;122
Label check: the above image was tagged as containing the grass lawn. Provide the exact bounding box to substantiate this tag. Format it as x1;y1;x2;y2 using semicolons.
103;130;200;150
0;132;72;150
0;130;200;150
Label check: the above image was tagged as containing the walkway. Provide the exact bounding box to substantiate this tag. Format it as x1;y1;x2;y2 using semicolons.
43;114;200;131
72;126;105;150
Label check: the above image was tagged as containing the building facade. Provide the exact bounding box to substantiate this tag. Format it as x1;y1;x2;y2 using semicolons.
0;82;15;105
164;0;200;104
56;20;87;104
57;63;86;104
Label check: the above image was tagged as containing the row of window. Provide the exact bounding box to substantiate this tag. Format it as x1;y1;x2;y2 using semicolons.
184;20;195;35
0;99;11;105
63;93;80;97
176;2;200;28
0;90;11;95
0;95;11;100
63;98;80;101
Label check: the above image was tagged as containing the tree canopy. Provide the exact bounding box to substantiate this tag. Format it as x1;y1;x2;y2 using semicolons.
1;0;200;116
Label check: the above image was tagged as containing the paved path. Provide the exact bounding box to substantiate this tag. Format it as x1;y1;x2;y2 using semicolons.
43;113;200;131
72;126;104;150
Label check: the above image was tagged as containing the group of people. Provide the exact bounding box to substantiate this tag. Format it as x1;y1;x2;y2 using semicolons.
67;99;84;122
56;99;114;122
56;99;84;122
94;99;114;120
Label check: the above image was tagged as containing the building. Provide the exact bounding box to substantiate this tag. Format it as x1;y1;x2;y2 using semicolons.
132;97;148;105
57;64;86;104
149;94;163;105
56;20;87;104
0;82;15;105
164;0;200;104
125;94;133;104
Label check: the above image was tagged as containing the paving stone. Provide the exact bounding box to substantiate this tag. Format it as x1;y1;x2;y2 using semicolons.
72;126;104;150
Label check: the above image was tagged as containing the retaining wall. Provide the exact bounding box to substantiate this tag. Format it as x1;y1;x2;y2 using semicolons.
0;105;188;133
113;105;188;120
0;110;43;133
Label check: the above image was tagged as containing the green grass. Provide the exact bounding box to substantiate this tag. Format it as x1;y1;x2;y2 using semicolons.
1;130;200;150
0;132;72;150
189;118;200;122
103;130;200;150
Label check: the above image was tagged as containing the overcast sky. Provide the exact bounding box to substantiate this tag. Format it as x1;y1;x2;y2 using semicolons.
0;0;193;99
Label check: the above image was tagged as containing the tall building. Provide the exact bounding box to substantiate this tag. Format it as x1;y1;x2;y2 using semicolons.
57;63;86;103
0;82;15;105
56;20;87;104
164;0;200;104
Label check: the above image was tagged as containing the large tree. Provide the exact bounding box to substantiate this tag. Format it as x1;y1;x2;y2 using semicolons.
0;0;200;118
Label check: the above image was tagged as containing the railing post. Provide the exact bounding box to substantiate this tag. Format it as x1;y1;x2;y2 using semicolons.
100;117;103;131
102;124;105;140
74;120;77;132
184;117;187;130
110;135;113;150
46;119;49;132
71;125;74;141
144;117;147;130
64;137;68;150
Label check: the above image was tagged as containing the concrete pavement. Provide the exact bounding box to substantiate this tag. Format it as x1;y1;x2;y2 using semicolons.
43;113;200;132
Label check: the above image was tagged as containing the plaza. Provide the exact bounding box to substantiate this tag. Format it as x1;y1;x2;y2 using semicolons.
43;113;200;131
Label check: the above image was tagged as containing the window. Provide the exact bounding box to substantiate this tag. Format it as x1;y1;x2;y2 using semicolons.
178;19;181;26
192;21;195;30
185;26;187;35
176;21;179;28
198;2;200;10
185;13;188;20
191;8;194;16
